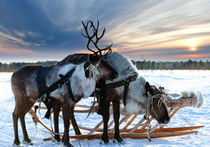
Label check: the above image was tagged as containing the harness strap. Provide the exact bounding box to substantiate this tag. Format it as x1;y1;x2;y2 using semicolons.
37;67;49;98
96;79;107;115
123;81;130;106
37;67;76;119
37;67;52;119
106;74;137;89
46;67;76;94
93;74;137;117
105;74;138;106
59;74;75;101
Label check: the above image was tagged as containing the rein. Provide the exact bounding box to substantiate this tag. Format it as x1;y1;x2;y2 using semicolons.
144;87;167;120
145;93;161;120
144;86;168;142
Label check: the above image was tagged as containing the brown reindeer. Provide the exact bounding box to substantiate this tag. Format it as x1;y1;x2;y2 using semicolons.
11;38;117;146
52;20;170;144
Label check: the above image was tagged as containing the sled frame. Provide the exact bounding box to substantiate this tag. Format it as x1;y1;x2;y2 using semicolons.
29;95;204;141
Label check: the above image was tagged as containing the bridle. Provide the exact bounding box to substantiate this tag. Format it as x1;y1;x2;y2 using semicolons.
85;55;104;81
145;85;167;120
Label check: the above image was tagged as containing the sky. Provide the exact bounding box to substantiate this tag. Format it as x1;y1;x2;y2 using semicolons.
0;0;210;63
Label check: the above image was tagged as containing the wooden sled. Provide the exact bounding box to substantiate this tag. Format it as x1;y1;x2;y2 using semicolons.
29;94;204;141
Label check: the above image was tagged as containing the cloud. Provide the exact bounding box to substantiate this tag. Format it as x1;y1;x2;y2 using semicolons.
0;46;38;55
0;0;87;52
0;0;210;62
121;45;210;60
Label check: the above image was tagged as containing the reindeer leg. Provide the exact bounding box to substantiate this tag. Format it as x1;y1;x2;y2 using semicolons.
113;98;124;143
20;114;32;144
13;107;20;145
101;99;110;144
70;105;81;135
54;103;61;142
62;102;73;147
20;101;34;144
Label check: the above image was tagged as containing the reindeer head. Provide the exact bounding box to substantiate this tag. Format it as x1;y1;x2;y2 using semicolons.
81;20;117;80
145;82;170;124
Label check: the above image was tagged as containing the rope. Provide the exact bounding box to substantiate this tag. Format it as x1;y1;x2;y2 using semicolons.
49;114;54;134
144;91;169;142
145;93;161;119
146;122;152;142
85;96;97;119
145;92;169;120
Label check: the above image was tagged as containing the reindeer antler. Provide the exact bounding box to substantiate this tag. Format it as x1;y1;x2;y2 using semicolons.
81;20;112;56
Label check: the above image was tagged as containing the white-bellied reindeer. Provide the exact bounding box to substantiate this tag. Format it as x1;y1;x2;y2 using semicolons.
53;20;170;144
11;20;117;146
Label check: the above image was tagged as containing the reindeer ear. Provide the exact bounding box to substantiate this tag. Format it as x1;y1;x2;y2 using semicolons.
84;62;93;78
145;82;151;90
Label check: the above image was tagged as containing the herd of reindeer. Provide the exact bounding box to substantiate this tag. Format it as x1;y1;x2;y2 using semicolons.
11;20;200;147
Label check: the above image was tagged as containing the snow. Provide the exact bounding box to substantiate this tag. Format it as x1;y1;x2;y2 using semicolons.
0;70;210;147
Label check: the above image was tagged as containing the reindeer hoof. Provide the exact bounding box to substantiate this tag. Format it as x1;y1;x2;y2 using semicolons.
13;139;21;145
63;142;74;147
113;138;125;144
54;135;61;142
101;134;110;144
22;139;33;145
113;134;124;144
100;139;110;144
23;137;32;144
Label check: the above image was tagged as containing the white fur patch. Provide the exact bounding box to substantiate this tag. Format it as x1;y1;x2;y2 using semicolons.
106;52;148;114
181;91;204;108
106;52;138;84
124;99;145;114
70;63;96;98
48;62;97;100
125;100;140;114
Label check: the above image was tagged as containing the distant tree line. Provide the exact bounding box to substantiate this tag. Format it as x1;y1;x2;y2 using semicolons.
133;60;210;70
0;61;57;72
0;59;210;72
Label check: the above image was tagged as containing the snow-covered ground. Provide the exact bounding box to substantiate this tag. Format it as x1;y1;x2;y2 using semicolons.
0;70;209;147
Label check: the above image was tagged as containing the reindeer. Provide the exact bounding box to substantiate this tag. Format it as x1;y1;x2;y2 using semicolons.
52;20;170;144
11;26;117;146
60;53;170;144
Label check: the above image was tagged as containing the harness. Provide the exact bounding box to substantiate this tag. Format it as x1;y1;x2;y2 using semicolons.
95;73;138;115
37;66;76;119
105;73;138;106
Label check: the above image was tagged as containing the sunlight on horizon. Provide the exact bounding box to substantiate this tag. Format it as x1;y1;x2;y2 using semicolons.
186;39;199;52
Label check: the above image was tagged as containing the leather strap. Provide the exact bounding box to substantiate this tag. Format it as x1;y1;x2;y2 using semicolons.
37;66;76;119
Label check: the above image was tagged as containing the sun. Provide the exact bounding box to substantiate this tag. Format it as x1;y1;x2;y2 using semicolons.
190;47;197;51
186;39;198;51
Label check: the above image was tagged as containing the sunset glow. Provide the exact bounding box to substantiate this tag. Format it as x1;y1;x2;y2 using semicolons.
0;0;210;63
185;39;198;52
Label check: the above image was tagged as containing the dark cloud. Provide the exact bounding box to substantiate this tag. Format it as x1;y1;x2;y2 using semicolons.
0;0;87;51
149;26;183;34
